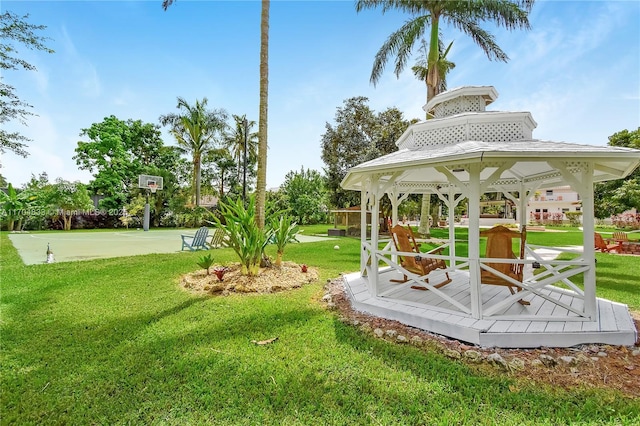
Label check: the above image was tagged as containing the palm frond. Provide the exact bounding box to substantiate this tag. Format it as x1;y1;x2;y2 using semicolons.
370;16;430;86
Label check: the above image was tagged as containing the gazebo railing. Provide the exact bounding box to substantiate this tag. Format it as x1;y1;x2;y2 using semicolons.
362;242;592;321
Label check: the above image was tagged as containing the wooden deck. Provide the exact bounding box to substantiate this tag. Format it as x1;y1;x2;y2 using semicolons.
343;270;637;348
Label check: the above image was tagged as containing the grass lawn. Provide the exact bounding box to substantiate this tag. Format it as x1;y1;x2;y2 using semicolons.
1;230;639;424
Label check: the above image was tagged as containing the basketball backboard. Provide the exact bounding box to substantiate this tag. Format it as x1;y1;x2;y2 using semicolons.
138;174;163;193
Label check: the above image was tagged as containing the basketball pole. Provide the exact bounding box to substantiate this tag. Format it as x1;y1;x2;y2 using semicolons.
143;189;150;232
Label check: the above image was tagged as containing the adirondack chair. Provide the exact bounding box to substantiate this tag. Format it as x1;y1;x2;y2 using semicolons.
594;232;622;253
612;231;629;243
390;224;451;290
207;228;227;249
480;225;529;305
181;227;210;251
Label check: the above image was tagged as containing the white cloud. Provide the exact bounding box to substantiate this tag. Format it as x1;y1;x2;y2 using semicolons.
59;25;102;98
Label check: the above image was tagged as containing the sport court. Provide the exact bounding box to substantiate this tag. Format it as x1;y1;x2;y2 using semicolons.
7;229;332;265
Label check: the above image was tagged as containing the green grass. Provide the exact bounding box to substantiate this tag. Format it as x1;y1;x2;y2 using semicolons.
2;231;640;424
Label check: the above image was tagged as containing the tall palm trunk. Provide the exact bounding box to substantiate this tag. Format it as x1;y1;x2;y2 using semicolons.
418;15;442;238
194;154;201;207
256;0;269;229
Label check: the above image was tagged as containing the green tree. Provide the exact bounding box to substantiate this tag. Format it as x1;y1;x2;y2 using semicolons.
159;97;228;207
0;12;54;159
321;97;416;209
280;167;328;224
225;114;258;185
205;148;240;199
0;183;28;230
356;0;533;99
358;0;533;236
20;172;51;230
74;116;165;211
594;128;640;218
47;179;93;231
160;0;270;228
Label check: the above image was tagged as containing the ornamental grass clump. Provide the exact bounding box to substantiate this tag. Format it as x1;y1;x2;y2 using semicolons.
213;196;273;276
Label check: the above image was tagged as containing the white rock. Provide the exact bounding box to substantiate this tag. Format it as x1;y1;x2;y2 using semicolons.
487;353;508;370
558;356;577;366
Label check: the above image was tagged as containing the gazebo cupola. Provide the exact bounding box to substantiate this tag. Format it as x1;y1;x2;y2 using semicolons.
398;86;536;151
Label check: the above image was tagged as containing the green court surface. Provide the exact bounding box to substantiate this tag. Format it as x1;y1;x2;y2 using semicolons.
6;229;333;265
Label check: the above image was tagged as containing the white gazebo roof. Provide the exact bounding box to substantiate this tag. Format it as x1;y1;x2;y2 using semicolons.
342;86;640;193
341;139;640;193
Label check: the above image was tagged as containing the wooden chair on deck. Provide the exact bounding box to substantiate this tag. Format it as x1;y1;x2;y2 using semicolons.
612;232;628;243
594;232;622;253
390;224;451;290
480;225;529;305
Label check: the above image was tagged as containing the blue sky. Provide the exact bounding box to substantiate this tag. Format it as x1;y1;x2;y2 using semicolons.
3;0;639;190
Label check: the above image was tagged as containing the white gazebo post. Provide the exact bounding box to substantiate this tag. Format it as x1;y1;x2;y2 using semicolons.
581;163;597;319
468;163;483;318
369;177;380;296
360;182;368;279
447;186;457;266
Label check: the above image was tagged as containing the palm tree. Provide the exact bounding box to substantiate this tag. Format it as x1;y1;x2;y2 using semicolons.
412;38;455;236
225;115;258;183
159;97;227;207
256;0;270;229
357;0;534;237
356;0;534;100
411;38;455;105
162;0;270;228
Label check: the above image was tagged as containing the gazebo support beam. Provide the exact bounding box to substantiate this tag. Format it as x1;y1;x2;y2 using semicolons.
468;163;483;318
549;160;597;320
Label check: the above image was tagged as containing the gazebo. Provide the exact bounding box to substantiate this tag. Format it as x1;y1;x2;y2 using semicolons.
340;86;640;348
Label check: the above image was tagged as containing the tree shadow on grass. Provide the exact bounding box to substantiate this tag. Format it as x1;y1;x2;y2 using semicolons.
331;317;640;424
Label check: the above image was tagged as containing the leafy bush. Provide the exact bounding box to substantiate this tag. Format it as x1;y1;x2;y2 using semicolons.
612;212;640;230
565;211;582;227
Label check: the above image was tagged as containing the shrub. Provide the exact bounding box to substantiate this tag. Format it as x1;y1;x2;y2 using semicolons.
213;196;273;276
565;212;582;226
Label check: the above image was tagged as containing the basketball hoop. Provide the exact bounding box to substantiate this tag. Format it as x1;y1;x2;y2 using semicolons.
148;183;158;194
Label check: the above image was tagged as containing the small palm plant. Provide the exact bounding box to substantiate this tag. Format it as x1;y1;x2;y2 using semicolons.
196;254;215;275
270;215;299;267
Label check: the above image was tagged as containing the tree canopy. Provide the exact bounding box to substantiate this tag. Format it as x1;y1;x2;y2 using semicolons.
74;116;165;211
0;11;54;159
594;128;640;218
279;167;328;225
321;96;417;209
159;97;228;207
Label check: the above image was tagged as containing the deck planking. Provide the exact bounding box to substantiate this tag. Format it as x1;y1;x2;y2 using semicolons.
343;271;637;348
